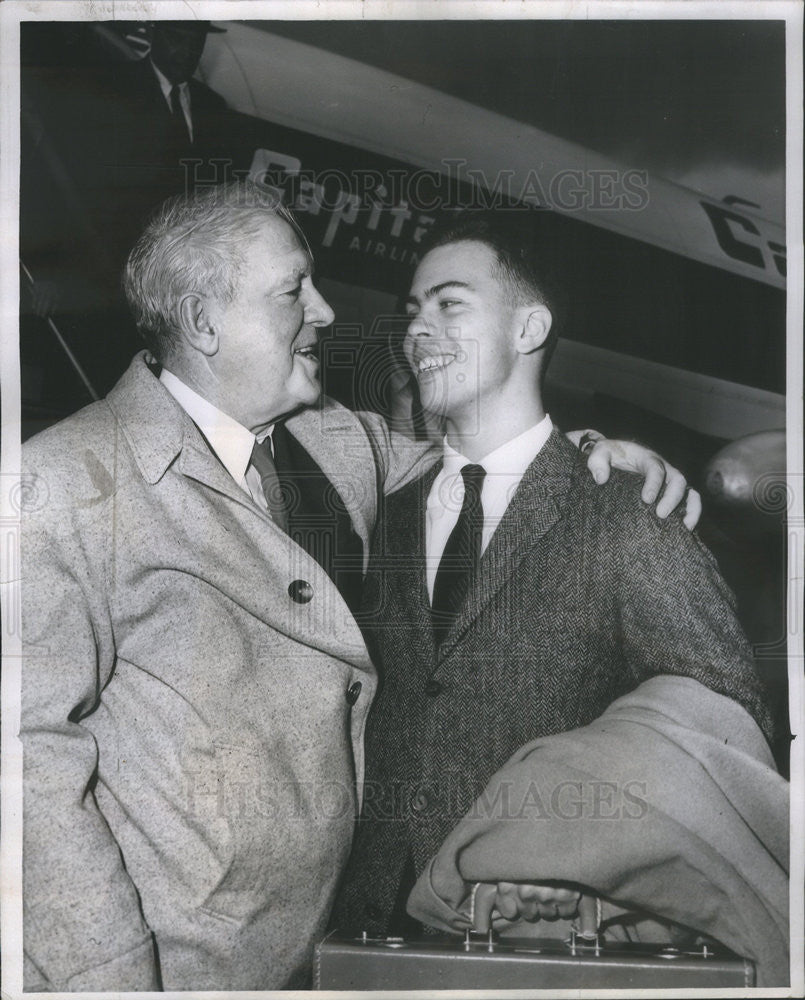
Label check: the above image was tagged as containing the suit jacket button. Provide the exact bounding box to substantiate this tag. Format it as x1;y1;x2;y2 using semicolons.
288;579;314;603
366;902;382;920
424;679;443;696
346;681;362;705
410;788;430;813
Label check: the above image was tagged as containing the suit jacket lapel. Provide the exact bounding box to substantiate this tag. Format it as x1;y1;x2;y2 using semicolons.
285;402;377;569
437;430;579;661
393;464;441;671
365;462;439;675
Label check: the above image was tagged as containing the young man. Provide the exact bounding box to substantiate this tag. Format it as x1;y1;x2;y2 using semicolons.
331;211;776;943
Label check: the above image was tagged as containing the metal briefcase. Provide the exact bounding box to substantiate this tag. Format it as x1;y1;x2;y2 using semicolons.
314;930;755;990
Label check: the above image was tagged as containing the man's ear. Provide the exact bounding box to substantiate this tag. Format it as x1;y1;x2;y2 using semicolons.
515;303;553;355
177;292;219;357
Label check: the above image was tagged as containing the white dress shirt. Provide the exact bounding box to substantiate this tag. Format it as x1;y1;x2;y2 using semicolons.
160;369;273;514
425;415;553;601
151;62;194;142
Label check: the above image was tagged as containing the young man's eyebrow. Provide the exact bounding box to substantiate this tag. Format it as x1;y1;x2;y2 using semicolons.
405;280;472;306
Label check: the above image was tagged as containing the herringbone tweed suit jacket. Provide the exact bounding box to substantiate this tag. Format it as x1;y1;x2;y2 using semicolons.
331;428;773;935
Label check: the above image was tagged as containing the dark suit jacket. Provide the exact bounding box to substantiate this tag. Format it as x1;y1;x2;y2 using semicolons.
331;429;773;934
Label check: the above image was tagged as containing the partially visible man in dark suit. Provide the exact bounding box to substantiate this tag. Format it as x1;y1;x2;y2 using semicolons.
146;21;227;145
21;20;254;397
331;211;776;940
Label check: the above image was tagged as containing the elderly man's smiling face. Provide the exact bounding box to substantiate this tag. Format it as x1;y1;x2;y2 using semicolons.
204;216;334;433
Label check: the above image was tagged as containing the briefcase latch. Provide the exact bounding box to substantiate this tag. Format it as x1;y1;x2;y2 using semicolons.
464;926;497;952
568;894;602;955
568;925;602;956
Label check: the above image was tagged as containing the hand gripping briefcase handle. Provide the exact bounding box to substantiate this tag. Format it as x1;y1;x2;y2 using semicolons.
470;882;603;953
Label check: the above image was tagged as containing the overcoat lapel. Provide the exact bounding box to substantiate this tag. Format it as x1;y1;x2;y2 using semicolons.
177;436;272;521
178;402;377;667
437;430;579;662
109;355;268;518
108;356;374;668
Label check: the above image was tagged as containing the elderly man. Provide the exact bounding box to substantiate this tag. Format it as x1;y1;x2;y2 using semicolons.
21;183;694;992
330;211;782;967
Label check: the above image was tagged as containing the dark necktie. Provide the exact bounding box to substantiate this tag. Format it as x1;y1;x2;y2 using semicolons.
431;463;487;645
250;438;289;533
169;84;190;141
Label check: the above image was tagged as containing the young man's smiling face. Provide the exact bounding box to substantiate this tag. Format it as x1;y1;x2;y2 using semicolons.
404;239;525;426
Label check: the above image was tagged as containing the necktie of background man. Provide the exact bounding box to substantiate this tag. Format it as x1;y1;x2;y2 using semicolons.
431;463;487;645
169;83;191;142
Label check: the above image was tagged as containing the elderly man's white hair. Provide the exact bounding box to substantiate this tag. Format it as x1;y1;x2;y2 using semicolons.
123;180;310;360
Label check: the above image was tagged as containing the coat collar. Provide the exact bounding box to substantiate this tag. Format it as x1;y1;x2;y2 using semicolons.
106;353;259;517
106;352;188;484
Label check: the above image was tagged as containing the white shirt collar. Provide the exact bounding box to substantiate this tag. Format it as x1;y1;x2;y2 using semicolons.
159;368;272;486
433;414;554;503
150;61;189;105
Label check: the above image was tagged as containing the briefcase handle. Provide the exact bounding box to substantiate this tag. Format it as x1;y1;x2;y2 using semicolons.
472;882;600;938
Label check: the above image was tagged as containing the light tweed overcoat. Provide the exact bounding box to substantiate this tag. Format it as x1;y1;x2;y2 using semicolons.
21;352;433;991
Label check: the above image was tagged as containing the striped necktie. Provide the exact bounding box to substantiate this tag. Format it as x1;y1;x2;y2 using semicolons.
250;438;289;533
